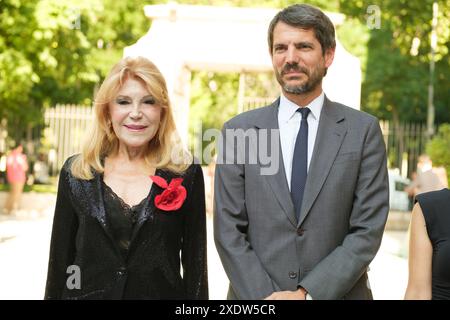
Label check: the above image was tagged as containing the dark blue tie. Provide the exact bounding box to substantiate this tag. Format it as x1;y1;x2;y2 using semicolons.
291;107;310;220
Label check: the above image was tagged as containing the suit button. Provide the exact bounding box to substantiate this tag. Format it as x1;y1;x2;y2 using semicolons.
117;267;126;276
289;271;297;279
297;228;305;236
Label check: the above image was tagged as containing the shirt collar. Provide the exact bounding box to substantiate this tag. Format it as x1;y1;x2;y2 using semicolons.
279;91;324;123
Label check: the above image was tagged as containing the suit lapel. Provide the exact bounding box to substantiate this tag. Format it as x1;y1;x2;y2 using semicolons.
297;97;347;227
69;173;120;254
253;98;297;227
94;175;122;250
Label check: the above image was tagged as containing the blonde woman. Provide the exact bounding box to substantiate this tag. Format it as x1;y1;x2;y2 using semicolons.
45;57;208;300
405;188;450;300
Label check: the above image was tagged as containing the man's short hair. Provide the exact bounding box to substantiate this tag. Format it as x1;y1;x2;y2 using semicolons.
268;4;336;55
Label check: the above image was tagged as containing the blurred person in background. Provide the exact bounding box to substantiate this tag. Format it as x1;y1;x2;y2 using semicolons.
405;154;448;198
3;144;28;215
33;153;50;184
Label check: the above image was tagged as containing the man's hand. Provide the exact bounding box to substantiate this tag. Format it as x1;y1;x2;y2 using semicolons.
264;288;307;300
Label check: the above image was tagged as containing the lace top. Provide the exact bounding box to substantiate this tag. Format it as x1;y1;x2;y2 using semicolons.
102;180;150;260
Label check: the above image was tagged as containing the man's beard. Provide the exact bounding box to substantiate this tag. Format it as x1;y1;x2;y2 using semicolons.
275;62;325;95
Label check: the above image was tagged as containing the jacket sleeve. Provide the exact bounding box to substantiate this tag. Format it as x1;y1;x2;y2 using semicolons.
299;117;389;299
181;164;208;299
213;122;278;300
44;163;78;299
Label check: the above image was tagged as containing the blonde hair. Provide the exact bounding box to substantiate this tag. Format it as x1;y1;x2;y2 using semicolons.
70;56;192;179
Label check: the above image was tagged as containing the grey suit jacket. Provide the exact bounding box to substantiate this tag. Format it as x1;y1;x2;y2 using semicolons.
213;96;389;300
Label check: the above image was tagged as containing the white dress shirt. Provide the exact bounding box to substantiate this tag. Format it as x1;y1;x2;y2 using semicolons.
278;92;324;190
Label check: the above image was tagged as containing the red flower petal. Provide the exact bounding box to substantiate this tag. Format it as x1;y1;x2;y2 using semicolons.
150;175;168;189
169;178;184;188
153;183;187;211
154;194;163;206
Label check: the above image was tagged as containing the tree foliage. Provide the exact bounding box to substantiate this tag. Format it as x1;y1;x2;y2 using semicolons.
339;0;450;123
426;124;450;183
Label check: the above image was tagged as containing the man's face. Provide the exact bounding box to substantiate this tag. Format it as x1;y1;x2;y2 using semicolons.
271;22;334;95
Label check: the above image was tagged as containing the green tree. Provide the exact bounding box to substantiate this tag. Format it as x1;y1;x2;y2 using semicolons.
86;0;151;81
0;0;101;142
339;0;450;124
176;0;339;10
426;124;450;183
0;0;41;142
188;71;239;157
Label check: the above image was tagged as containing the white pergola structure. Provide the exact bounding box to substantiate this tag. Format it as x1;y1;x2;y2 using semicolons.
125;3;361;142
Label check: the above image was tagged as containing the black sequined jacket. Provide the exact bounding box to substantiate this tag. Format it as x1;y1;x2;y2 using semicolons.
44;156;208;300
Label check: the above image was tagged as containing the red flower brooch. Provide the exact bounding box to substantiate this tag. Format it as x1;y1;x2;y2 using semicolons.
150;176;187;211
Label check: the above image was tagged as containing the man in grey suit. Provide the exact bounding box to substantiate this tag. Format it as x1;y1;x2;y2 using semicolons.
214;4;389;300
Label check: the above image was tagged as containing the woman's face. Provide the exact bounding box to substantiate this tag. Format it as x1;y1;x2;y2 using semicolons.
109;78;162;150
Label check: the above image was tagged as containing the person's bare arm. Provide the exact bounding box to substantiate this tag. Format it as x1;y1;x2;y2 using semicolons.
404;203;433;300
